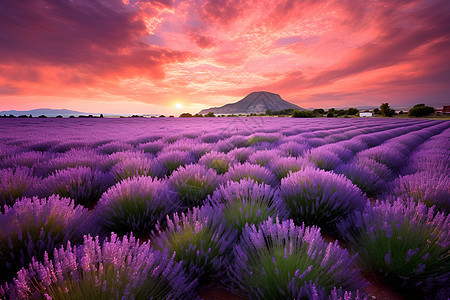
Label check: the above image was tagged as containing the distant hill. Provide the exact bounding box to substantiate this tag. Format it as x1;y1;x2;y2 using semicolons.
0;108;93;117
199;91;305;115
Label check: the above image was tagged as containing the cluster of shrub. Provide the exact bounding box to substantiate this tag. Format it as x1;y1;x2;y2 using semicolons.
0;117;448;299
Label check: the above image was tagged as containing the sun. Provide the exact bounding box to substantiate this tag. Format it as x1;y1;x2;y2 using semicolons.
175;103;183;109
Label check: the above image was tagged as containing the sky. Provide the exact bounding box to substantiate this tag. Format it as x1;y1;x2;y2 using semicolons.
1;0;449;114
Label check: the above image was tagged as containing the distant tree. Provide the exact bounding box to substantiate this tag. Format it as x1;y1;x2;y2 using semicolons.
55;115;63;118
100;114;104;118
29;114;32;118
380;103;395;117
169;115;174;118
193;113;203;117
69;115;75;118
266;109;273;115
159;115;165;118
346;107;359;115
292;109;315;118
327;108;335;114
205;112;215;117
38;115;47;118
398;111;404;115
408;104;434;117
179;113;193;118
373;108;380;115
18;115;28;118
313;108;325;115
327;112;334;118
8;114;16;118
337;109;346;116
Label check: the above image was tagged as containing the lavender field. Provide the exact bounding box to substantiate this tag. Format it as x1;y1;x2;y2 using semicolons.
0;117;449;300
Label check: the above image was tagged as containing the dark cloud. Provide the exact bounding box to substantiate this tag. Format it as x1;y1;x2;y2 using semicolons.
0;85;21;95
0;0;190;80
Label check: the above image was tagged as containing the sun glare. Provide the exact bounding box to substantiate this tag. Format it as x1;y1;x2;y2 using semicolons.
175;103;183;109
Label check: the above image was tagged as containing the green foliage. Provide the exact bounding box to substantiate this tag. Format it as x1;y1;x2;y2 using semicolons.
313;108;325;115
266;108;295;116
408;104;434;117
205;112;215;117
380;103;395;117
179;113;193;118
292;109;315;118
193;113;203;117
346;107;359;115
373;108;380;115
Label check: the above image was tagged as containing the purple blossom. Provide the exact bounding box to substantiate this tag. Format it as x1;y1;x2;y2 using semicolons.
151;206;237;284
92;176;179;237
268;156;315;181
229;218;367;299
109;155;164;182
307;148;343;171
31;166;114;208
338;198;450;295
156;150;196;176
225;162;278;187
198;151;237;174
167;164;225;209
0;167;38;209
1;233;197;299
0;195;89;283
205;179;288;234
280;167;366;232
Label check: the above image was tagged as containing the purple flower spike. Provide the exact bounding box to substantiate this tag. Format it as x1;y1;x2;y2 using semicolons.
335;162;385;196
227;147;254;164
0;195;89;283
198;151;237;174
229;218;367;299
385;171;449;212
92;176;179;237
0;167;38;209
167;164;224;209
2;233;197;299
32;166;114;208
156;150;196;176
225;163;278;187
268;156;315;181
338;198;450;296
248;149;283;167
307;149;343;171
280;167;366;232
205;179;288;234
109;155;164;182
151;206;238;284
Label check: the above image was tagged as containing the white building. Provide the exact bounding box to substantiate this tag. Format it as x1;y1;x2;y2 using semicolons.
359;112;373;117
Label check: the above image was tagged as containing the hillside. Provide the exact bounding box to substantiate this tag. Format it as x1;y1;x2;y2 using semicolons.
198;91;304;115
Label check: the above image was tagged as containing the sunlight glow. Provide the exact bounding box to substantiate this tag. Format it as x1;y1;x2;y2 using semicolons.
175;103;183;109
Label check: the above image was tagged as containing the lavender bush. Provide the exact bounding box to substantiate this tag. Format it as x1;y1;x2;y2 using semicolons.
226;163;278;187
205;179;288;234
0;195;88;283
229;218;367;299
92;176;178;237
1;233;197;299
32;166;114;208
198;151;236;174
0;167;38;210
167;164;224;209
280;167;366;232
338;199;449;296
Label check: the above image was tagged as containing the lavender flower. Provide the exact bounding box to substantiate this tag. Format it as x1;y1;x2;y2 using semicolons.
385;171;449;212
96;141;134;155
92;176;179;237
280;167;366;232
167;164;224;209
278;141;310;157
137;140;166;155
32;166;114;208
268;156;315;181
198;151;236;174
229;218;367;299
156;150;196;176
0;167;38;210
248;149;283;167
1;233;197;299
205;179;288;234
338;199;450;295
0;195;88;283
227;147;254;164
356;146;405;171
109;156;164;182
307;149;343;171
335;162;385;196
151;207;237;283
247;133;282;146
225;163;278;187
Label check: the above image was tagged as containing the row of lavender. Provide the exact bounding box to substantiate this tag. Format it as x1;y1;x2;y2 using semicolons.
0;118;449;299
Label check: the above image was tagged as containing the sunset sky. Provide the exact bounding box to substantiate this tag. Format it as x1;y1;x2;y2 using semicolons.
1;0;449;114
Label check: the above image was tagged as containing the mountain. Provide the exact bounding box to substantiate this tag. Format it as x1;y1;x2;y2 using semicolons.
0;108;94;117
198;91;305;115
